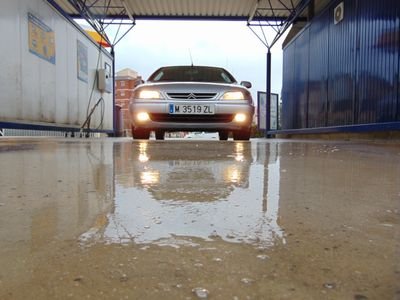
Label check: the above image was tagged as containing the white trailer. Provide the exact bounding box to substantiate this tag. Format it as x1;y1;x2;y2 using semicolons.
0;0;114;134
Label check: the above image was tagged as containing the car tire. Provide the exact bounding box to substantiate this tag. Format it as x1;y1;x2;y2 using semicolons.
218;131;229;141
132;127;150;140
233;129;251;141
155;131;165;140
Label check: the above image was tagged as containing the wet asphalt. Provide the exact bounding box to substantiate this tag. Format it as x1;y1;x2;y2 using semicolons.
0;137;399;299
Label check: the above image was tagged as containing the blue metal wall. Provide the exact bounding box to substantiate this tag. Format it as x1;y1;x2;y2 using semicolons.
281;0;400;131
282;40;296;129
327;0;357;126
294;29;310;129
308;8;329;128
357;0;400;124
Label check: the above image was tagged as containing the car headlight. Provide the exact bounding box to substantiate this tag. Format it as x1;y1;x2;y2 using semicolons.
136;112;150;122
234;113;247;123
222;91;244;100
138;90;161;99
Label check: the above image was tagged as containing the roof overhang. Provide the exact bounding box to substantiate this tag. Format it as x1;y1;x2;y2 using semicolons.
47;0;324;48
49;0;308;20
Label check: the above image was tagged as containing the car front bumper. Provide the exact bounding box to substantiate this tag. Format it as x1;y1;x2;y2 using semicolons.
129;100;254;132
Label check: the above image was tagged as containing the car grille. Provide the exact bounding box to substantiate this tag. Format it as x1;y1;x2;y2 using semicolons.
150;113;234;123
167;93;217;100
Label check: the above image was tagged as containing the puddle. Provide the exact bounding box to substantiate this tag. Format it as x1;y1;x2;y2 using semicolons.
80;141;285;248
1;138;399;299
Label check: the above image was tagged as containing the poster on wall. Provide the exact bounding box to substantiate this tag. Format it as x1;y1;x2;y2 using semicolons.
270;93;279;130
77;40;88;83
257;92;279;131
257;91;267;130
28;13;55;64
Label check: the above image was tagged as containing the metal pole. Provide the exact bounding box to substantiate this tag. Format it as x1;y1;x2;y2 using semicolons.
111;46;116;137
266;49;271;138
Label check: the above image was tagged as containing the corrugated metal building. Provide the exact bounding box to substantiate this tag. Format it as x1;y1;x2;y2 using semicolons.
281;0;400;133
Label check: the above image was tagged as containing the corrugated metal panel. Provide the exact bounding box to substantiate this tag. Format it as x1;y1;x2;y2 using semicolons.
398;4;400;122
308;9;329;128
281;0;400;131
52;0;77;15
314;0;332;15
356;0;399;124
281;43;296;130
1;129;99;137
293;29;309;129
327;0;357;126
52;0;303;19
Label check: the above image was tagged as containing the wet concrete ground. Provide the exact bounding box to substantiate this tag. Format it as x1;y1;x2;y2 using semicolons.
0;137;399;299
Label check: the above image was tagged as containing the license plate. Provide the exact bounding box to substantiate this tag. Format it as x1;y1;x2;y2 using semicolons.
169;104;215;115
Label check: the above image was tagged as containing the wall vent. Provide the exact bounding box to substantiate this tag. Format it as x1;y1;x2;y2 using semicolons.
334;2;344;25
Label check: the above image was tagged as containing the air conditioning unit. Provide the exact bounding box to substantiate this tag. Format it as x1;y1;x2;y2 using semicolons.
334;2;344;25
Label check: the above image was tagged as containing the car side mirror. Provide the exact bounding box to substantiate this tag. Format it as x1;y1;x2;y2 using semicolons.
240;81;252;89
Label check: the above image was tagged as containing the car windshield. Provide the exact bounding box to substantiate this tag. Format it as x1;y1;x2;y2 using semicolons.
147;66;237;83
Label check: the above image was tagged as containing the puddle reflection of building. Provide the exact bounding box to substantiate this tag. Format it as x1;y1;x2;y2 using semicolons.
262;142;285;243
242;141;285;247
0;140;114;255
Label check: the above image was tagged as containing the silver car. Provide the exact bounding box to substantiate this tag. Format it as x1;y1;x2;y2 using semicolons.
128;65;254;140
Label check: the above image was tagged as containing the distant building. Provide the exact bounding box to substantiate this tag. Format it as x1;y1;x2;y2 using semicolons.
115;68;143;135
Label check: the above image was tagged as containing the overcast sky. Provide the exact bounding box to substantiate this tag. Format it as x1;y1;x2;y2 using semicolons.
113;20;286;101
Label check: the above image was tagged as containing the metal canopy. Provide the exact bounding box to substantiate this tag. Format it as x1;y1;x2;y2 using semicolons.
47;0;318;48
46;0;324;136
50;0;306;20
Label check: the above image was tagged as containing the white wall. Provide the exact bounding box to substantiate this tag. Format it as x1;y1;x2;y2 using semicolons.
0;0;114;131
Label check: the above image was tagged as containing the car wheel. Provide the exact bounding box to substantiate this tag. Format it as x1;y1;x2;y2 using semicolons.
233;129;251;141
132;127;150;140
218;131;229;141
155;130;165;140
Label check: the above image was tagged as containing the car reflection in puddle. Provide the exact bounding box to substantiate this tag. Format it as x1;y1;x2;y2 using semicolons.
80;141;285;248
